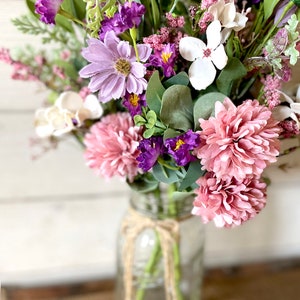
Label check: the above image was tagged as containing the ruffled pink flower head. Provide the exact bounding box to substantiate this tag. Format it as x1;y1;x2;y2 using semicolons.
84;112;143;182
194;98;281;181
192;172;267;228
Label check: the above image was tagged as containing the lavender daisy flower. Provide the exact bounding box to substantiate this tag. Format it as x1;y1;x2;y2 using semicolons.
148;44;177;77
164;130;200;166
79;31;152;103
122;92;147;117
100;1;146;40
35;0;63;25
137;136;165;172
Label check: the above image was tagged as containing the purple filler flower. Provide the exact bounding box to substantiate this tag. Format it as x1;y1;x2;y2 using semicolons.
137;136;165;172
35;0;63;25
164;130;200;166
100;2;145;40
79;31;151;103
148;44;177;77
122;92;147;117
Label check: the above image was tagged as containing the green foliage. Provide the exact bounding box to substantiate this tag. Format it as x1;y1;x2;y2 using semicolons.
128;173;159;193
216;57;247;96
146;71;166;115
160;85;194;131
178;161;205;191
11;14;82;50
193;92;227;130
152;162;180;184
263;0;280;20
163;72;190;89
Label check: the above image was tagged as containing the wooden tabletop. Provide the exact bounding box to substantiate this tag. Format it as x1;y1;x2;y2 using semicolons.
3;258;300;300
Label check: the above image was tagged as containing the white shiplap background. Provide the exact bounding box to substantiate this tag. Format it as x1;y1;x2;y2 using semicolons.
1;0;300;287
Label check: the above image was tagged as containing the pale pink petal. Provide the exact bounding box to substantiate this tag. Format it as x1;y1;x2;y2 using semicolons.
137;44;152;62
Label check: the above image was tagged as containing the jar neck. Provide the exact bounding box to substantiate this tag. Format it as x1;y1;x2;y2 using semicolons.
129;185;194;220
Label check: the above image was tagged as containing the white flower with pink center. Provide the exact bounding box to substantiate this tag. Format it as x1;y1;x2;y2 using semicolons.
179;20;228;91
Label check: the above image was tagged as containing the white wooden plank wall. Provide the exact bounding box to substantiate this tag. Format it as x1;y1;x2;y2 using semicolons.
1;0;300;287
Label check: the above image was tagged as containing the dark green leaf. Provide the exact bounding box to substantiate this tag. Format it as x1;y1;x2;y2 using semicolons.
146;71;165;115
163;72;189;89
152;163;179;184
160;85;194;131
128;174;159;193
193;92;227;130
178;161;205;191
216;57;247;95
163;128;181;140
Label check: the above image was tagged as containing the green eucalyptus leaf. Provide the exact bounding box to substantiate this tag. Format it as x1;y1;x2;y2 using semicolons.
264;0;281;20
128;174;159;193
193;92;227;130
160;85;194;131
152;163;179;184
216;57;247;96
163;72;190;89
146;71;165;115
163;128;182;140
178;161;205;191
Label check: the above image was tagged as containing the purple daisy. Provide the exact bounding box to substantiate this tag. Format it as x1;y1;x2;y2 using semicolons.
35;0;63;25
122;92;147;116
164;130;200;166
79;31;152;103
137;136;165;172
148;43;177;77
100;1;146;40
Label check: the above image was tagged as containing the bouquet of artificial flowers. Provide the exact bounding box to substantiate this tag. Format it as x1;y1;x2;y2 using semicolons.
2;0;300;230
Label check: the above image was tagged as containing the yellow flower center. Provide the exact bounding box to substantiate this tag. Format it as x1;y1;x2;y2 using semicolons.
114;58;131;76
161;51;172;64
174;139;185;151
129;94;139;107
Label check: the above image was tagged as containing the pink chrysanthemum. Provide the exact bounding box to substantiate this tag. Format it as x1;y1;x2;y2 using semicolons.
84;112;143;182
192;172;267;228
194;98;281;181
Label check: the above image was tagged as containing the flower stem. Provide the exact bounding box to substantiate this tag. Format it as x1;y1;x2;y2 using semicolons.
58;8;86;27
136;231;162;300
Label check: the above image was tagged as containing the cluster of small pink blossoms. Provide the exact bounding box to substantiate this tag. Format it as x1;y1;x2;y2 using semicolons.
261;75;282;109
200;0;218;10
143;13;185;51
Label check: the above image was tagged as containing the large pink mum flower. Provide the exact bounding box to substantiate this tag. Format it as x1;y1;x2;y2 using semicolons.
192;172;267;228
84;112;143;182
194;98;281;181
79;31;151;102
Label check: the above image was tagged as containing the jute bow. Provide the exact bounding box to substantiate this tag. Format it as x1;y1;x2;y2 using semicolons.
121;208;180;300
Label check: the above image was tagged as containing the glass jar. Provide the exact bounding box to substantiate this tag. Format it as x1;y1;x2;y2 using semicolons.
115;187;205;300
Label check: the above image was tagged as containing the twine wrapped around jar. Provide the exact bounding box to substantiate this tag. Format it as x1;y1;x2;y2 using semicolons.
121;208;180;300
